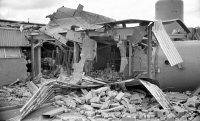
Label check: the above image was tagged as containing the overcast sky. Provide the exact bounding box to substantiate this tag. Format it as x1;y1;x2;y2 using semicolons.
0;0;199;27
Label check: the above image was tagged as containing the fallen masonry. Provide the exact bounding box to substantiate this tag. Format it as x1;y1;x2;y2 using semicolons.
0;81;32;107
14;76;200;121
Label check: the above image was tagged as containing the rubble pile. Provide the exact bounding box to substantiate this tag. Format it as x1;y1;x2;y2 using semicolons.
88;69;122;82
47;86;200;121
0;81;32;106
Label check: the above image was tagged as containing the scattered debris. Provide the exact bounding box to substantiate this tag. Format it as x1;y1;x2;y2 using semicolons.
0;81;32;107
43;107;67;118
16;74;200;121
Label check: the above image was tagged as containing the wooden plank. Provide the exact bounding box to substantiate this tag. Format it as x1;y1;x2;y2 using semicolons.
192;86;200;96
26;81;39;94
82;75;106;84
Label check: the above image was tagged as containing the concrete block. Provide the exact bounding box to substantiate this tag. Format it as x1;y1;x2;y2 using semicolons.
173;105;185;117
121;117;136;121
107;90;118;97
115;92;125;101
85;91;93;102
156;109;169;119
90;96;100;103
43;107;66;117
128;105;136;114
85;111;95;117
94;86;110;94
166;113;175;121
91;103;102;108
82;105;94;111
185;96;200;108
101;100;110;109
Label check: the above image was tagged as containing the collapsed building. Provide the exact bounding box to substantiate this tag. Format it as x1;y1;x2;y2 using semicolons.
0;4;200;121
0;19;45;86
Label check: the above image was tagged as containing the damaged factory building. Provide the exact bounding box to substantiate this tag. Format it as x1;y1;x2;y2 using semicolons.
1;2;200;121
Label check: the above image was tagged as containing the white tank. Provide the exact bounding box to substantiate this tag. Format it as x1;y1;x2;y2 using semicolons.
155;0;184;33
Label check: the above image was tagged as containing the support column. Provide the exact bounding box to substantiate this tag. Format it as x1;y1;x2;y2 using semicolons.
31;37;35;79
147;25;152;78
37;46;41;74
73;42;79;63
129;41;132;76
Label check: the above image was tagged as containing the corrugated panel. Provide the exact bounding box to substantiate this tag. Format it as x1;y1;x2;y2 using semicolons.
0;48;5;58
0;28;29;47
152;21;183;66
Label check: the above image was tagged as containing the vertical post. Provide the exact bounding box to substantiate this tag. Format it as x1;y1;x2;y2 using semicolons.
129;41;132;76
37;46;41;74
31;36;35;79
147;25;152;78
56;47;60;65
74;42;77;63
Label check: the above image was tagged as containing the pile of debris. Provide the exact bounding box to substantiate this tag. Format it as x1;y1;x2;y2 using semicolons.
49;86;154;121
0;80;32;107
41;86;200;121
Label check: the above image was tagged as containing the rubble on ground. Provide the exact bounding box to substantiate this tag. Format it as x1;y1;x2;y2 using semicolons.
41;85;200;121
14;69;200;121
1;70;200;121
0;81;32;107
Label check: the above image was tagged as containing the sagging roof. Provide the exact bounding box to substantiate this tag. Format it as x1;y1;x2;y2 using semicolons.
98;19;152;26
0;19;45;47
47;5;115;25
162;19;191;33
47;17;102;31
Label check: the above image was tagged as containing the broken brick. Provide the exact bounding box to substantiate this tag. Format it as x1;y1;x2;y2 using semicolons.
185;96;200;108
85;91;94;102
43;107;66;117
107;90;118;97
101;100;110;109
82;104;94;111
121;117;136;121
54;100;65;106
128;105;136;114
115;92;125;101
173;105;185;118
91;103;102;108
94;86;110;94
166;113;176;121
156;109;169;119
84;111;95;117
90;96;100;103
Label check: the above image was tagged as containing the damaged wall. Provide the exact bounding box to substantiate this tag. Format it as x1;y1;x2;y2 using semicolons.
0;58;27;86
0;27;29;86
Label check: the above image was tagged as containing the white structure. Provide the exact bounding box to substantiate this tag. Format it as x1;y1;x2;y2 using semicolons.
155;0;184;33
